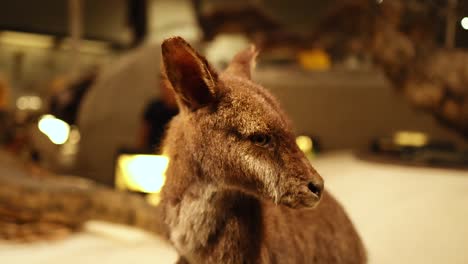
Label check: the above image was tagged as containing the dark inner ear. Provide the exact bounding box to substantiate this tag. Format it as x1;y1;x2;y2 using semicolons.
162;37;217;110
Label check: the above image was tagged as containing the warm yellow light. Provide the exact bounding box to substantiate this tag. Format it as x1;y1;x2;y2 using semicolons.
296;136;313;153
298;49;331;71
38;115;70;145
394;131;428;147
0;31;54;49
115;154;169;194
146;192;162;206
16;95;42;111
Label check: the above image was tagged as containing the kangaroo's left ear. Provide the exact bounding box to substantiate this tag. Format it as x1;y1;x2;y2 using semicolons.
224;45;258;80
161;36;218;111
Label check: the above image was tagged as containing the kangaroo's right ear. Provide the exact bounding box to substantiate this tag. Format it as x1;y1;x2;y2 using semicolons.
224;45;258;80
161;37;218;111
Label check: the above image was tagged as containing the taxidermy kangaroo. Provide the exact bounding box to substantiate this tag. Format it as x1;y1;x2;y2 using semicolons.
160;36;366;264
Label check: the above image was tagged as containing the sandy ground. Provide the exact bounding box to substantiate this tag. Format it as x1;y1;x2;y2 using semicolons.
1;151;467;263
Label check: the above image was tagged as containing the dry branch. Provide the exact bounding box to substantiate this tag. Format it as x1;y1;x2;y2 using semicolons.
0;151;168;242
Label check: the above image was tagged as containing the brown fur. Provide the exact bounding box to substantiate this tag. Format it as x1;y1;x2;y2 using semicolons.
160;37;366;264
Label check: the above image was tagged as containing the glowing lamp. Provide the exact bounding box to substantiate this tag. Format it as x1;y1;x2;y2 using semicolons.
16;95;42;111
296;135;313;153
393;131;428;147
461;17;468;30
298;49;331;71
115;154;169;194
296;135;316;160
38;115;70;145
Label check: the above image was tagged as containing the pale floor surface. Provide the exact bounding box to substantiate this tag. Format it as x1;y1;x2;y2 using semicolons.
0;222;179;264
316;152;468;264
1;151;467;263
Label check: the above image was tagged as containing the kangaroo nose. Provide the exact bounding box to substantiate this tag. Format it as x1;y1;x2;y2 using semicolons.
307;181;323;198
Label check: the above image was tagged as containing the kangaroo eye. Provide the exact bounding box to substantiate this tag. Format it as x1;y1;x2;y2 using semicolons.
250;134;271;147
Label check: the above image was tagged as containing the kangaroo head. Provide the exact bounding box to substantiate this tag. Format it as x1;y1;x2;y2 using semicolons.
161;37;323;209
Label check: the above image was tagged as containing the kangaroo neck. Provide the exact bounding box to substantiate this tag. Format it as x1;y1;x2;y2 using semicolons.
164;180;264;263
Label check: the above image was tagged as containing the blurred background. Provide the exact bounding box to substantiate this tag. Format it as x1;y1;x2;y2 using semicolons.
0;0;467;263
